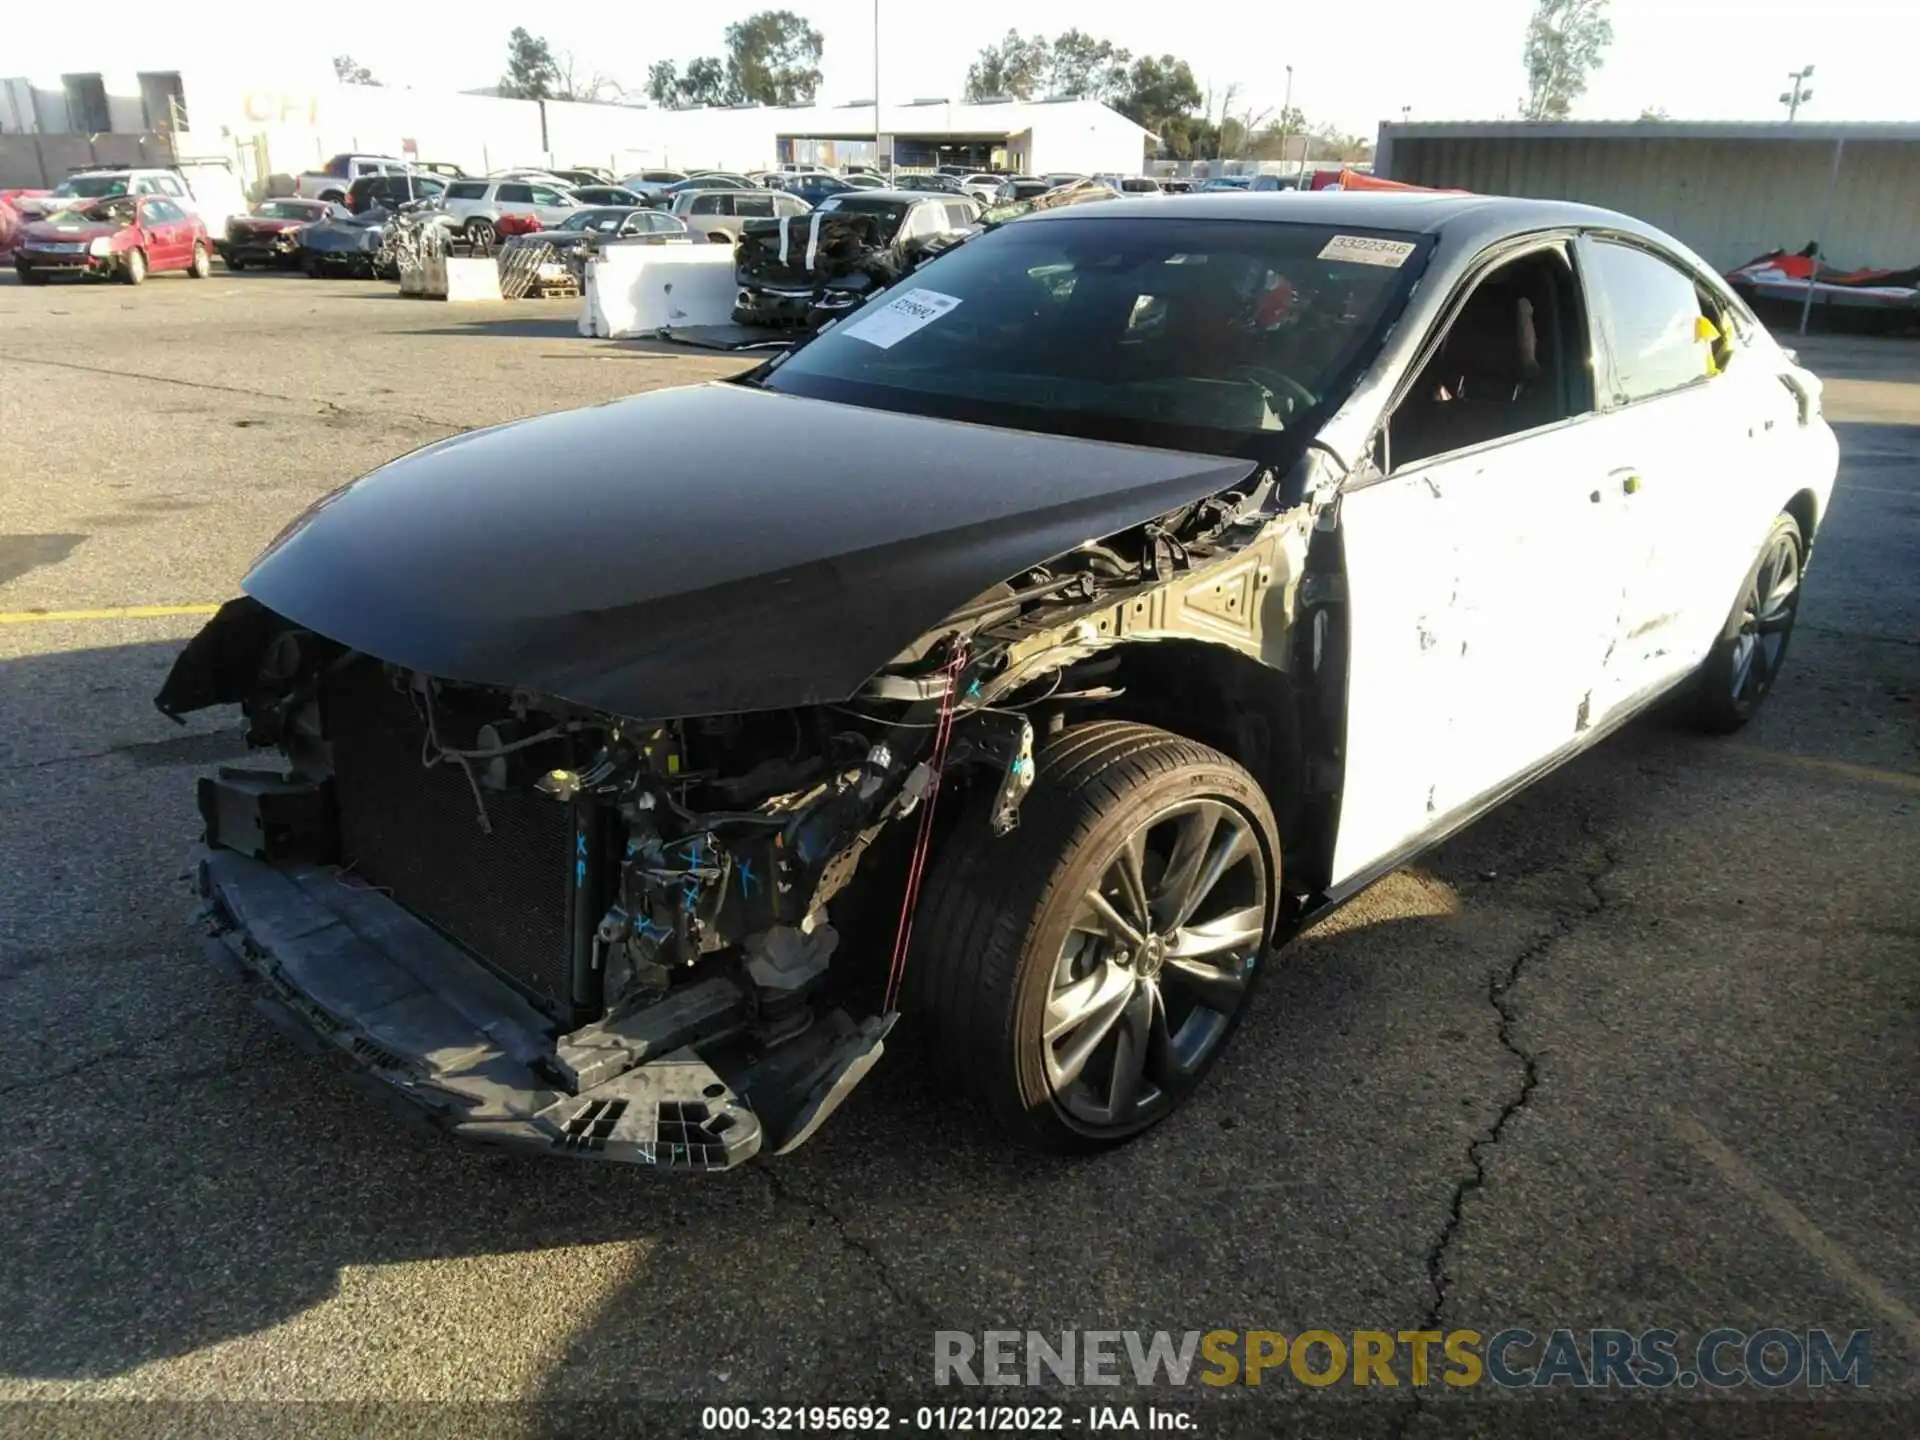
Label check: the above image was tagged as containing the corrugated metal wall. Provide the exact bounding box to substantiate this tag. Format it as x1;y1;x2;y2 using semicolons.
1389;137;1920;272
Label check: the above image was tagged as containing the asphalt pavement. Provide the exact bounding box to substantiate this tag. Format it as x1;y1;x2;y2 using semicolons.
0;269;1913;1438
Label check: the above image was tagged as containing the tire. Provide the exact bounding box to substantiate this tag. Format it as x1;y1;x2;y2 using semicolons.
187;243;210;279
1691;512;1805;734
303;254;323;278
226;254;246;272
122;248;147;285
464;217;496;248
909;721;1281;1153
16;265;44;285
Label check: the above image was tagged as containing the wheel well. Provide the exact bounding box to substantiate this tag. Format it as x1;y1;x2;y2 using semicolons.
1784;489;1819;550
1058;641;1327;895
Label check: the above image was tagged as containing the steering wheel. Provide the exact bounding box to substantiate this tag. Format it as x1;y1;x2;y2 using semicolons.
1228;365;1318;419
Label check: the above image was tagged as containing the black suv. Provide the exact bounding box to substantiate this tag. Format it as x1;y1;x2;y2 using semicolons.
345;173;448;215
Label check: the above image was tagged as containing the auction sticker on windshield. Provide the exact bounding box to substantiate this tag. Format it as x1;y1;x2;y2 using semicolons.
1318;235;1417;267
843;290;963;349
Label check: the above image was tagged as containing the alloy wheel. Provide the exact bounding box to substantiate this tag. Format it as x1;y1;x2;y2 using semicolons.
1730;529;1801;708
1043;798;1269;1132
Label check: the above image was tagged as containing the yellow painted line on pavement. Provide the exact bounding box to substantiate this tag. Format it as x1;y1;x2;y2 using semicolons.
1729;745;1920;795
0;604;221;625
1674;1112;1920;1391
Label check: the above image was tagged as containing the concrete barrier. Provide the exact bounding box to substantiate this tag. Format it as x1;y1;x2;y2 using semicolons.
582;245;737;338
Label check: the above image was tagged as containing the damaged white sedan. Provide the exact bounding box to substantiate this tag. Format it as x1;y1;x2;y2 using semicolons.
159;193;1837;1167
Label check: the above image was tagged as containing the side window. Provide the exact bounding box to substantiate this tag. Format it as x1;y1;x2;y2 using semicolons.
942;201;974;229
445;182;487;201
498;184;535;205
734;194;774;217
134;177;159;194
156;175;185;197
691;195;723;215
1582;239;1715;403
1389;246;1595;470
529;186;565;206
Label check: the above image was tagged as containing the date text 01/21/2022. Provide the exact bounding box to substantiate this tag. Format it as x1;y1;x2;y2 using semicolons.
700;1404;1193;1431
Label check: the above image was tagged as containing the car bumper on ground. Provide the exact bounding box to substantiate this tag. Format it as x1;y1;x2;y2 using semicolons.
193;844;767;1170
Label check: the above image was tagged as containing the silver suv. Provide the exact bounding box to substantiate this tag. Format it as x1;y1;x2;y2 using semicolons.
668;188;810;244
438;179;582;245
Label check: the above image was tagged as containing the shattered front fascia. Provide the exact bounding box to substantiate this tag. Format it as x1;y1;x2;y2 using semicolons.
178;471;1317;1165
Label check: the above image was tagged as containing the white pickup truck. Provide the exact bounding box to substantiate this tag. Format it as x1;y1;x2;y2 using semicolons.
294;154;417;203
14;160;248;234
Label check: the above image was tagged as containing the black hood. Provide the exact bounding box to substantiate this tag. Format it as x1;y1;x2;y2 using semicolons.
241;383;1257;719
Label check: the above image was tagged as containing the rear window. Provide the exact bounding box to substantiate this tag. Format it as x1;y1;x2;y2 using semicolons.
764;216;1432;457
53;174;130;198
445;181;488;200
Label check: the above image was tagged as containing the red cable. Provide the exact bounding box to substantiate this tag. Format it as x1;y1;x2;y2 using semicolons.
883;641;968;1014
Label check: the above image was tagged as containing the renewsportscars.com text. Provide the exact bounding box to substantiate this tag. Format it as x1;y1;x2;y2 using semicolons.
934;1328;1873;1390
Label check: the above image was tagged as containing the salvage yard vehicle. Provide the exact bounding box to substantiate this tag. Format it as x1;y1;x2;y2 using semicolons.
503;206;693;261
617;170;690;199
160;194;1835;1170
14;195;211;284
220;199;344;270
295;209;390;278
567;185;648;208
438;179;580;247
668;186;810;245
296;154;416;204
345;172;449;215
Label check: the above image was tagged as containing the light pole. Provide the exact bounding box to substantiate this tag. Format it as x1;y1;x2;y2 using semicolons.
1275;65;1294;180
873;0;887;179
1779;65;1814;120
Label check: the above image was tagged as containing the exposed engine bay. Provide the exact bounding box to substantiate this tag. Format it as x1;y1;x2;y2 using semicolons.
161;422;1337;1170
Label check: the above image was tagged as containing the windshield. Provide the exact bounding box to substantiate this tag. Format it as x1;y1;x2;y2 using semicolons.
558;210;628;233
762;215;1431;456
819;196;908;233
53;175;130;198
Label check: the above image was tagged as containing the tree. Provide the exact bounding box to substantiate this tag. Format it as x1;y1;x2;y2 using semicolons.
1114;54;1204;148
1522;0;1614;121
680;56;735;108
1047;30;1131;104
725;10;825;105
646;61;681;107
964;30;1053;102
553;52;621;104
1637;104;1671;120
332;55;379;86
499;28;559;101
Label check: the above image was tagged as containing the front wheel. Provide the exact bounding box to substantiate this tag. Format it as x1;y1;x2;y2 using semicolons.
187;243;210;278
1691;512;1805;733
910;722;1280;1152
121;248;147;285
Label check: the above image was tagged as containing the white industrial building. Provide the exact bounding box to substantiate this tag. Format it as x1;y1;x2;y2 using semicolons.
1374;120;1920;272
1;53;1152;192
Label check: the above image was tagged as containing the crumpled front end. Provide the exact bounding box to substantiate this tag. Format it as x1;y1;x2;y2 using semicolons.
156;399;1312;1167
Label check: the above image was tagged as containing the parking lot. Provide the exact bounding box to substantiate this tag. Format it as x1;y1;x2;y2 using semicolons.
1;268;1915;1433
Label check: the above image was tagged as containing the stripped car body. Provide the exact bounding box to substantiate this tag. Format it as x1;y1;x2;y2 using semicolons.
160;195;1836;1168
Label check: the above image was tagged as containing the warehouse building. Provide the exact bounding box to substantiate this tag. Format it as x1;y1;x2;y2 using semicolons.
1373;121;1920;273
2;58;1151;192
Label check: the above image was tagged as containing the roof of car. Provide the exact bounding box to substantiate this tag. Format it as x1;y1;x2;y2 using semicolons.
825;190;959;205
1023;190;1651;246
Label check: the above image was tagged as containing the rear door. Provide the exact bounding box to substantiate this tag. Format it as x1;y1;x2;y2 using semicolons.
1574;234;1769;714
529;185;576;225
496;183;536;220
1331;239;1629;885
137;198;185;268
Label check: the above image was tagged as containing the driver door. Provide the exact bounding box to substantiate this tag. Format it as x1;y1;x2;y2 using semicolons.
1329;240;1630;887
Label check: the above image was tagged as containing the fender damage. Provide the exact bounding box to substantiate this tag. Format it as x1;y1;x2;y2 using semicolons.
160;384;1329;1168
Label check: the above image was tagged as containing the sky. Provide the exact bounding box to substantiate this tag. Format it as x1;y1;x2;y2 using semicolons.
12;0;1917;137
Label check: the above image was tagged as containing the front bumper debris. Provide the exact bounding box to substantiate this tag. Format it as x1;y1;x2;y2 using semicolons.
194;845;767;1169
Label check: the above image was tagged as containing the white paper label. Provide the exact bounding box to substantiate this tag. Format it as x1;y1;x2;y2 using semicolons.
1318;235;1417;267
843;289;963;349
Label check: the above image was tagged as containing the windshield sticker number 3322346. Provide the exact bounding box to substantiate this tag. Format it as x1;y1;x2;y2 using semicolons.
843;290;963;349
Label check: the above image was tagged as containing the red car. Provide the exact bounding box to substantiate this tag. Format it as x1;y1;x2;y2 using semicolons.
13;194;212;285
220;198;344;270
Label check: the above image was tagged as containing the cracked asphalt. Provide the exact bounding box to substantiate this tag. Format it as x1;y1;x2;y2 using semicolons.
0;270;1914;1438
